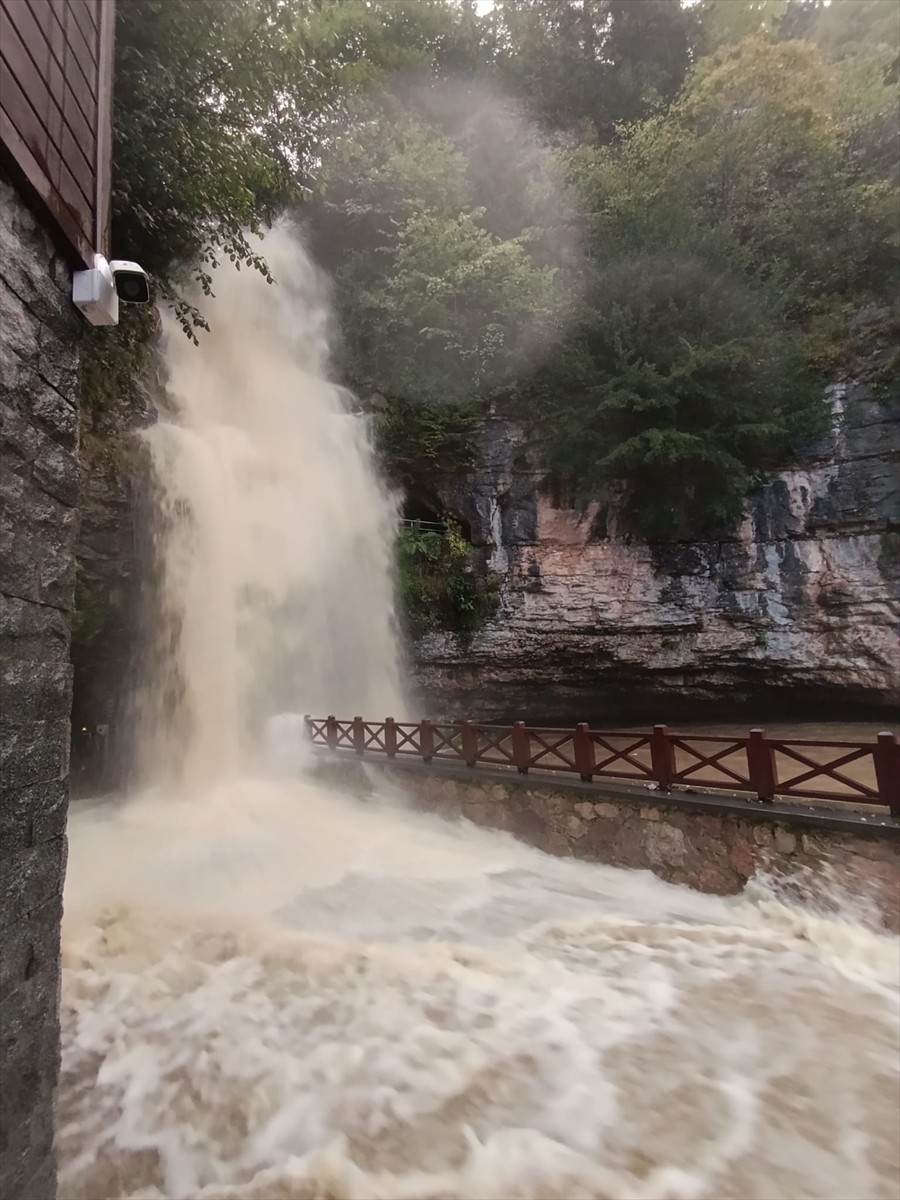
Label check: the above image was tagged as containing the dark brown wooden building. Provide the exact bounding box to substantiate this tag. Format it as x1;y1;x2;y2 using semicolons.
1;0;114;265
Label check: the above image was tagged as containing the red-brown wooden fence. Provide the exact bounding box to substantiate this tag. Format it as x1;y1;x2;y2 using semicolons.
305;715;900;815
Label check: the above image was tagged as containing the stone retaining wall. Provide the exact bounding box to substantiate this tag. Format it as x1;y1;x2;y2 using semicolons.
317;756;900;932
1;172;81;1200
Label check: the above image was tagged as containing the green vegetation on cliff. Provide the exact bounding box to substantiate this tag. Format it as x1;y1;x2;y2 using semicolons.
396;521;499;636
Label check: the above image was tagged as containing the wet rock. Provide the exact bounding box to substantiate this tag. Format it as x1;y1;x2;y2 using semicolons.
564;812;585;839
414;371;900;719
644;822;688;869
753;824;774;848
774;829;798;855
730;838;756;879
696;864;739;895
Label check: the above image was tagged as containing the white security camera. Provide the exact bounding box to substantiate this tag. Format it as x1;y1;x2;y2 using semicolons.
72;255;151;326
110;260;151;304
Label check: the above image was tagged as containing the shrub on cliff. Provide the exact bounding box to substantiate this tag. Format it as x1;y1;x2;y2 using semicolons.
396;521;498;637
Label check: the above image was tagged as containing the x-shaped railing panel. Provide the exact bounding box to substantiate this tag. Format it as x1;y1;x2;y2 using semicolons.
526;731;577;771
772;743;877;799
432;725;463;758
590;735;654;779
670;738;751;790
364;724;386;752
393;723;423;755
474;725;516;765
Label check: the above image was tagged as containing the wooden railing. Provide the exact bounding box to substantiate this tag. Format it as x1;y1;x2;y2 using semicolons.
304;716;900;815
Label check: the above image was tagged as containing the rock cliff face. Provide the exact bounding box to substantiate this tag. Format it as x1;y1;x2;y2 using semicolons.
414;371;900;723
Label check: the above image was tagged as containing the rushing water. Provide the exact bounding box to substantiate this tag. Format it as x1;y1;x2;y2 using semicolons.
137;230;404;787
59;231;900;1200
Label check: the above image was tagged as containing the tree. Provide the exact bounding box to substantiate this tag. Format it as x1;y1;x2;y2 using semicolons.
109;0;488;334
102;0;899;548
111;0;329;334
338;207;564;405
603;0;699;125
522;24;900;538
313;93;574;411
615;37;899;317
696;0;790;50
532;249;821;537
487;0;697;140
319;114;570;500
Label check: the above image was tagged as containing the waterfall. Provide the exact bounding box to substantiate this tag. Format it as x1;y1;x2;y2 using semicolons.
139;228;405;787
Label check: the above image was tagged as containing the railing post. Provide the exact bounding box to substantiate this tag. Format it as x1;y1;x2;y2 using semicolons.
352;716;365;755
573;723;594;781
303;714;312;742
419;719;435;764
874;731;900;816
384;717;397;759
326;715;338;751
650;724;676;791
512;721;530;774
747;728;776;802
461;720;478;767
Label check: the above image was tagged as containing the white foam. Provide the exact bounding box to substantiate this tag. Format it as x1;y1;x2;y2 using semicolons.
60;778;900;1200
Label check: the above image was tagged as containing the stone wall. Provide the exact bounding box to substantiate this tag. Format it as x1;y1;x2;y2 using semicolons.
316;757;900;932
416;364;900;721
1;173;81;1199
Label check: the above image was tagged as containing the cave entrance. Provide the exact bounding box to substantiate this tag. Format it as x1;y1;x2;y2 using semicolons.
402;497;444;528
400;496;472;542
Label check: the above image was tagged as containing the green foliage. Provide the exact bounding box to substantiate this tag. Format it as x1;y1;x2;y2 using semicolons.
487;0;697;139
341;207;564;405
110;0;494;338
670;38;898;313
320;111;474;220
697;0;791;50
317;90;574;409
79;304;159;432
72;578;115;648
396;521;499;636
371;398;482;490
533;250;825;537
524;30;898;537
299;0;489;91
111;0;328;335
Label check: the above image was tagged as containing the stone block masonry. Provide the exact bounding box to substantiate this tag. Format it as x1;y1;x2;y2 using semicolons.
315;756;900;933
1;172;82;1200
